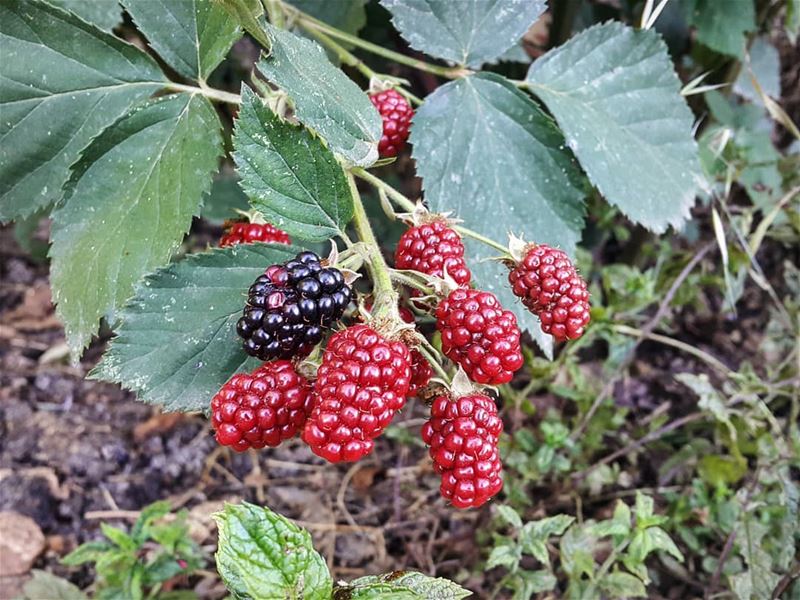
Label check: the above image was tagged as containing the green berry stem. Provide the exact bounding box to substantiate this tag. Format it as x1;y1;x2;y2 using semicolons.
415;342;451;384
346;172;401;323
281;2;469;80
163;82;241;105
352;168;511;255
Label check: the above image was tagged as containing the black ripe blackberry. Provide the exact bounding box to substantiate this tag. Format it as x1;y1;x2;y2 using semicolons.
237;251;352;361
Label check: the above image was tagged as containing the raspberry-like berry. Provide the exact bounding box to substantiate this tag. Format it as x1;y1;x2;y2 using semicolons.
211;361;313;451
508;244;590;341
436;288;523;385
369;89;413;158
220;221;290;247
395;219;471;287
302;325;412;462
237;251;351;361
422;393;503;509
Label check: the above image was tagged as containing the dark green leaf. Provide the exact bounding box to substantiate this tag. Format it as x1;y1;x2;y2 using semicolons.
380;0;546;69
215;0;271;49
122;0;242;79
233;86;354;241
46;0;122;30
92;244;299;412
0;0;165;221
16;570;88;600
526;22;701;234
50;93;223;358
257;23;382;166
214;502;332;600
682;0;754;57
412;72;585;356
201;169;250;224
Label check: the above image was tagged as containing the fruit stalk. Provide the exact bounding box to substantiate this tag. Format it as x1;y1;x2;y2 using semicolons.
346;173;400;322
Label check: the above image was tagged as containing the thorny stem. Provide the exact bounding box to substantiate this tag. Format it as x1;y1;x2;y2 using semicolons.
352;168;511;255
346;173;400;323
281;2;470;80
164;82;241;105
388;269;434;295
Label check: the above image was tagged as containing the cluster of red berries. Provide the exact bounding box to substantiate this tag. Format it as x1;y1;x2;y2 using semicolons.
208;92;589;510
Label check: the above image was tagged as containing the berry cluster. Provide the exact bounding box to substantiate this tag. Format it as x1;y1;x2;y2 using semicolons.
237;251;351;361
436;288;523;385
211;361;312;451
508;244;590;341
220;221;290;247
422;392;503;509
395;219;471;288
369;89;413;158
302;325;411;462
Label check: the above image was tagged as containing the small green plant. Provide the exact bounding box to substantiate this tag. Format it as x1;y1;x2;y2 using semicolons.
488;492;684;599
214;501;471;599
62;501;204;600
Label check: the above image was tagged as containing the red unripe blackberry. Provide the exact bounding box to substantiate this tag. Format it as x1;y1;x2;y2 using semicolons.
220;221;290;247
211;361;313;451
395;219;471;288
369;89;413;158
302;325;412;462
508;244;590;341
237;251;352;361
435;288;523;385
422;393;503;509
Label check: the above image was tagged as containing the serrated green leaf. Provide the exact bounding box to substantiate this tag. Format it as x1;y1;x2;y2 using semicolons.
233;86;354;241
131;500;172;543
379;0;546;69
735;37;781;101
214;502;332;600
50;93;222;358
92;243;298;412
598;571;647;598
101;524;137;551
412;72;585;356
0;0;166;222
16;570;88;600
682;0;754;57
122;0;241;80
46;0;122;30
257;23;382;166
344;572;471;599
560;525;596;579
526;21;700;234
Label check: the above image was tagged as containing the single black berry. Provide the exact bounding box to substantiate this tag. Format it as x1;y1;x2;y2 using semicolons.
237;251;352;361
